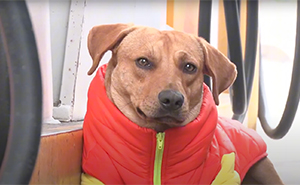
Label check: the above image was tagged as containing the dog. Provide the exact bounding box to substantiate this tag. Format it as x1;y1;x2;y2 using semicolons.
82;23;284;185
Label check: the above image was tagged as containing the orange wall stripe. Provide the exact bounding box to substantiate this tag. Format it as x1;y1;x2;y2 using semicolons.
167;0;174;27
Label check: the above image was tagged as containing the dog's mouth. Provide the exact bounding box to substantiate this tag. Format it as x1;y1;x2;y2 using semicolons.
136;107;147;118
136;107;184;124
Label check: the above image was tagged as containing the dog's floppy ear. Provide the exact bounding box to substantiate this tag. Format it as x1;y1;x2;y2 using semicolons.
197;37;237;105
87;23;136;75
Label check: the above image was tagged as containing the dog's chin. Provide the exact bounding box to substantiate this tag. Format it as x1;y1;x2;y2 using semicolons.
136;107;186;130
153;116;184;124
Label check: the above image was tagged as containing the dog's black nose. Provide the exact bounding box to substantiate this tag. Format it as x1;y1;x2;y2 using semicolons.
158;90;184;111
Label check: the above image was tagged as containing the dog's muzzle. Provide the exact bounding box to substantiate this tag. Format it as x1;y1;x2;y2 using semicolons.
136;90;186;124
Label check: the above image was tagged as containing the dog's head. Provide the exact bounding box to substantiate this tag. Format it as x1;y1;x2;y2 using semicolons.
87;23;236;132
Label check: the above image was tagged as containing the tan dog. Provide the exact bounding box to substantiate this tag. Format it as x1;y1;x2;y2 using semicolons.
86;23;283;184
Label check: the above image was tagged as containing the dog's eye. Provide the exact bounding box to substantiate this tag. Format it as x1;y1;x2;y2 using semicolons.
136;58;152;69
183;63;197;74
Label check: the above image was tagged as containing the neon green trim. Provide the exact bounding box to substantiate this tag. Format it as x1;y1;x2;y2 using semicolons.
153;132;165;185
211;152;241;185
81;173;105;185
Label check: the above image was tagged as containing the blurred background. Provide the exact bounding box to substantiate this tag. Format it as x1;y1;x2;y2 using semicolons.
24;0;299;184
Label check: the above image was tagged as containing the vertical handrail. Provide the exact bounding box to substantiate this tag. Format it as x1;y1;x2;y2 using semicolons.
244;0;258;107
223;0;247;121
198;0;213;89
232;0;259;122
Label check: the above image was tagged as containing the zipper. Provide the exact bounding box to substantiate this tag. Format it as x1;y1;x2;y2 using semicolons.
153;132;165;185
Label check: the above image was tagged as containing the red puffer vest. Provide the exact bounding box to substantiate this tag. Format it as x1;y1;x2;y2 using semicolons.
82;65;267;184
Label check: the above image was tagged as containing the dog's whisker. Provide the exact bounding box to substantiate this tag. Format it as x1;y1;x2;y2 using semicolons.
118;101;133;111
117;98;143;112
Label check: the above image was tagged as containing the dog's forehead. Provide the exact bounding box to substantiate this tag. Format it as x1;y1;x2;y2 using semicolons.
120;27;202;56
135;27;197;44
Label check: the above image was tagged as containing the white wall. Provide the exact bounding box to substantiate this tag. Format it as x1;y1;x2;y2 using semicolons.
26;0;168;122
72;0;167;120
49;0;71;105
52;0;167;121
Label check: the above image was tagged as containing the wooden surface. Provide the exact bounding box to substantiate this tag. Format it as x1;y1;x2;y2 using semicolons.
30;129;83;185
41;121;82;136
